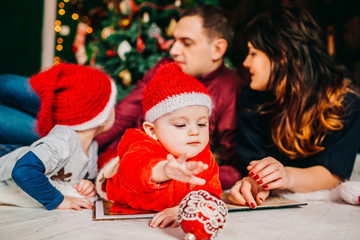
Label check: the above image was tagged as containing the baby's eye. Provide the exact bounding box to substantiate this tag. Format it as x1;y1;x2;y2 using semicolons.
198;123;207;127
174;124;186;128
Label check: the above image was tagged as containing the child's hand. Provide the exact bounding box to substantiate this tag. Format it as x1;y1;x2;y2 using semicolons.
56;196;93;211
164;153;208;186
73;179;96;198
150;206;179;228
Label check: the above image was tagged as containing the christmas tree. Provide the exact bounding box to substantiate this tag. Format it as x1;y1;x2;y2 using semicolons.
70;0;220;101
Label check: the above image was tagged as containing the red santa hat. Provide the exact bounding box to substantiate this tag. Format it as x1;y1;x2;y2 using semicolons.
142;63;213;122
30;63;117;137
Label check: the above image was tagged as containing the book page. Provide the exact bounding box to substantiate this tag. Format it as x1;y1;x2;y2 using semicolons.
222;192;307;211
93;193;307;220
93;200;155;221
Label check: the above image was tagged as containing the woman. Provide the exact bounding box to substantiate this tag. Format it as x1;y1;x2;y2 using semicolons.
229;6;360;209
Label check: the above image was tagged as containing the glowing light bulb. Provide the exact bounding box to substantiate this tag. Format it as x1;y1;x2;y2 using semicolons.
54;25;61;32
54;56;60;63
59;9;65;15
56;45;63;51
72;13;79;20
86;27;93;34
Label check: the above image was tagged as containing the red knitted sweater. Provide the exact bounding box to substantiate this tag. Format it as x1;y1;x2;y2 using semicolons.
105;128;222;213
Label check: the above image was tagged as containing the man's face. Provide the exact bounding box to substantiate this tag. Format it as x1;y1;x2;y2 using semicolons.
153;106;210;159
170;16;215;77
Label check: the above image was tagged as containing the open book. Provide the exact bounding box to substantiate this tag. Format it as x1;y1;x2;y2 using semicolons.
93;193;307;221
93;200;155;221
221;192;307;212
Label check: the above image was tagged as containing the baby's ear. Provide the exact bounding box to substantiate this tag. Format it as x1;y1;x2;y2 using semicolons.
142;121;158;140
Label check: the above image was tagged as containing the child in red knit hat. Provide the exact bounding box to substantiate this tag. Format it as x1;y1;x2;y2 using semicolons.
96;63;222;228
0;63;117;210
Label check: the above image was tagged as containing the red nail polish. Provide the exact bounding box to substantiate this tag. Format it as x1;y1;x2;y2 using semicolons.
244;202;249;207
253;175;259;180
263;184;268;189
250;203;256;209
257;180;263;185
358;196;360;204
248;172;254;177
259;198;264;202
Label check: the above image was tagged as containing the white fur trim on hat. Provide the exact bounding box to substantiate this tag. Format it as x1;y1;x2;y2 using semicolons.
145;92;213;122
70;80;117;131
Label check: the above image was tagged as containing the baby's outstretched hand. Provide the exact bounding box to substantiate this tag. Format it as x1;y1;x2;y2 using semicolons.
164;153;208;185
150;206;179;228
74;179;96;198
56;196;93;211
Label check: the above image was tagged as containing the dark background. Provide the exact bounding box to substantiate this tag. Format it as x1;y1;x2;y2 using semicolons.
222;0;360;84
0;1;43;76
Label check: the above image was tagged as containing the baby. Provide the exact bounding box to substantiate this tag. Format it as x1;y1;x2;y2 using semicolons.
96;63;222;228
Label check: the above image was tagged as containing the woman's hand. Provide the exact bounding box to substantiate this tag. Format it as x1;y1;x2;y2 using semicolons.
150;206;179;228
229;156;292;208
243;157;340;194
247;157;292;191
228;177;269;208
56;196;93;210
74;179;96;198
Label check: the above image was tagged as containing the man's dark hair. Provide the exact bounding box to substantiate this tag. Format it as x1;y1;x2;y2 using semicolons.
181;5;234;46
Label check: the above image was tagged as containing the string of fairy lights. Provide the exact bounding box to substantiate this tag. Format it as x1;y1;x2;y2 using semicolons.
53;0;94;64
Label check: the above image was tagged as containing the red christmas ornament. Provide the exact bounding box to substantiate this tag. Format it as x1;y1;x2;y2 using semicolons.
106;50;117;57
119;18;131;28
178;190;228;240
153;33;174;51
136;35;145;53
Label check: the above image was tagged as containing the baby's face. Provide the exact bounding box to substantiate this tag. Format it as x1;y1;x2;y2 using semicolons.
153;106;210;158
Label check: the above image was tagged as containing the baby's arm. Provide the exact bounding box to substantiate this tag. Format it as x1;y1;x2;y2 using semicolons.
151;153;208;185
149;205;179;228
12;151;92;210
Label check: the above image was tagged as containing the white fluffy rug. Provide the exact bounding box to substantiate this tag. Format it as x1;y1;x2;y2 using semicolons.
0;180;94;208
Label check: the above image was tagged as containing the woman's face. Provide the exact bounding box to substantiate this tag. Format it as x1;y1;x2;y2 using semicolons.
243;42;271;91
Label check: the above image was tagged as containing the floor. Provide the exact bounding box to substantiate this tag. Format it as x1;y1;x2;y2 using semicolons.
1;156;360;240
0;198;359;240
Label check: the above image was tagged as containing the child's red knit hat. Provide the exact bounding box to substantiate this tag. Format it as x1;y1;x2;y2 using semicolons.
142;63;212;122
30;63;117;136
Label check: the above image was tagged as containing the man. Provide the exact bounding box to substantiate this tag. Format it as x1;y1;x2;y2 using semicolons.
96;5;245;188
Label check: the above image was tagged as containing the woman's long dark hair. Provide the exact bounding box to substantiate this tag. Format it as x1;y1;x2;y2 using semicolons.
246;6;354;158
